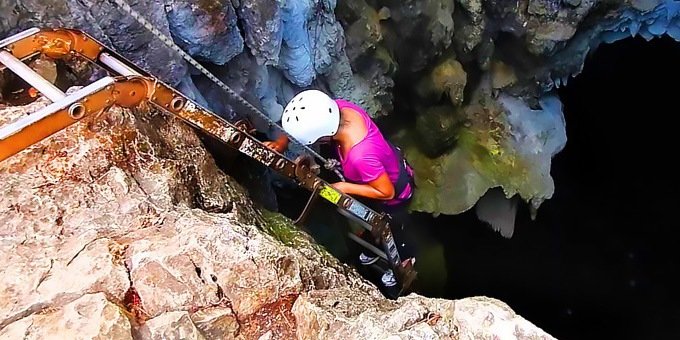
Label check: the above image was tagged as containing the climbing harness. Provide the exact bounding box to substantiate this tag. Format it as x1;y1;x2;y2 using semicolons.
107;0;344;180
0;27;416;296
389;143;416;204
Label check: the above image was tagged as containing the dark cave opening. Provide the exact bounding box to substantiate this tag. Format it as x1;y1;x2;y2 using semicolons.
424;35;680;339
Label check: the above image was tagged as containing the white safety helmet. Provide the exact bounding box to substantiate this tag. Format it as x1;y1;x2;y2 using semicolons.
281;90;340;145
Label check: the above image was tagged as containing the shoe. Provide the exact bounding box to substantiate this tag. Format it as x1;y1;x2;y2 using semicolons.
381;269;397;287
359;252;379;265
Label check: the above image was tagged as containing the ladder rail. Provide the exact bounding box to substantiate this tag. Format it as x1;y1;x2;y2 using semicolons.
0;27;416;292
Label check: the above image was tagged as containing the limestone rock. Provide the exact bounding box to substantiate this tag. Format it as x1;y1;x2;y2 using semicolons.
379;0;456;73
140;311;205;340
630;0;661;12
189;306;240;338
402;81;566;216
28;56;58;84
238;0;283;66
165;0;244;65
491;61;518;89
278;0;344;86
0;91;553;338
417;58;468;106
0;293;132;340
293;291;556;339
415;105;464;157
454;0;486;54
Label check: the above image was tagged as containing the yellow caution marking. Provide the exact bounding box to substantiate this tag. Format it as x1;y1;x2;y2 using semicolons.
319;185;342;204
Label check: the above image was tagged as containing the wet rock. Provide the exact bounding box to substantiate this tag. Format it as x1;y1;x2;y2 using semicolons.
415;105;464;157
544;1;680;86
379;0;456;73
454;0;486;54
401;80;566;216
528;0;561;17
237;0;283;66
326;52;395;117
491;61;518;89
417;57;468;106
342;1;384;62
279;0;344;86
165;0;244;65
330;0;397;116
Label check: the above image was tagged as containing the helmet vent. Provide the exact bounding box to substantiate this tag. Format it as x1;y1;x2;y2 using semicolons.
295;116;299;121
328;108;332;113
301;107;305;110
286;117;290;122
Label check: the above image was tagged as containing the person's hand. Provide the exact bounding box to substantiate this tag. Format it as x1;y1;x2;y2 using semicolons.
263;140;285;153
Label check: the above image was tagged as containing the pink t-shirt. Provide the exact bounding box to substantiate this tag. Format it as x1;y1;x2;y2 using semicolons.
334;99;412;205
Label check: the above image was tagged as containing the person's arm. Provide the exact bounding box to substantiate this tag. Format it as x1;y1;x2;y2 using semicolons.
263;133;289;153
332;172;395;200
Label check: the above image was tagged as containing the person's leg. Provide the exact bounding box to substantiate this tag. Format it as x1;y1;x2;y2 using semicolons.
357;228;381;265
383;203;417;262
356;200;416;261
374;202;419;290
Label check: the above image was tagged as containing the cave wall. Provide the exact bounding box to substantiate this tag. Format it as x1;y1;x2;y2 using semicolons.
2;0;680;221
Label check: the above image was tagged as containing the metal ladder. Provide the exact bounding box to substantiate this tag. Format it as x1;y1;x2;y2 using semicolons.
0;27;416;296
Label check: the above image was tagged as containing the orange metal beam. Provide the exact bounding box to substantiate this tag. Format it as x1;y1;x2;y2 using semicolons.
0;77;148;162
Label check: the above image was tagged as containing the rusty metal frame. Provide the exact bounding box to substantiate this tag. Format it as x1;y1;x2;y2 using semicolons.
0;27;416;293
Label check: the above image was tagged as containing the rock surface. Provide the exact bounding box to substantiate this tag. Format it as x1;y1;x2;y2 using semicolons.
0;293;133;339
0;96;555;339
3;0;679;219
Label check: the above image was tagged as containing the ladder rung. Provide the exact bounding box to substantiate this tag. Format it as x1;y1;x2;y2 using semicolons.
99;52;140;76
0;51;65;102
347;232;388;261
0;77;114;140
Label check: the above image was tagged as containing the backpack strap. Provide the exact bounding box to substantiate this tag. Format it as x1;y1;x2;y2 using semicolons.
389;143;415;200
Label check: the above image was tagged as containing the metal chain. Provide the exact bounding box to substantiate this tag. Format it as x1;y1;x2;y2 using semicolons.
107;0;344;179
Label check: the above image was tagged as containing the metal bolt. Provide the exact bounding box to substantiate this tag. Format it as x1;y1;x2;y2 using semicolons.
343;199;351;209
275;159;286;169
68;103;86;119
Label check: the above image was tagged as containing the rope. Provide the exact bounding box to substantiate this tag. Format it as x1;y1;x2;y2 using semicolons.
107;0;344;179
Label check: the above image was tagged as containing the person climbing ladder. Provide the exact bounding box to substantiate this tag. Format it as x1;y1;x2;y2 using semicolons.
264;90;416;288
